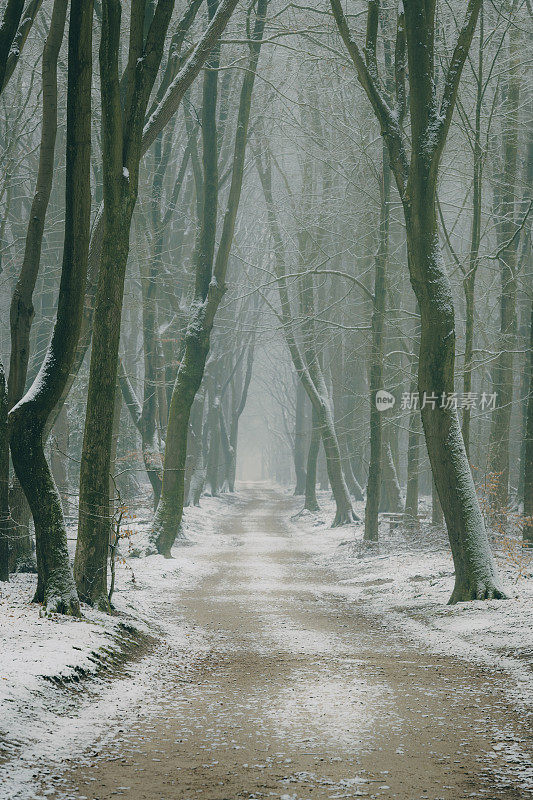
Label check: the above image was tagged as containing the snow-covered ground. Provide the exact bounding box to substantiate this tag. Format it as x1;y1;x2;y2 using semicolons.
1;485;532;798
0;495;235;798
287;490;533;713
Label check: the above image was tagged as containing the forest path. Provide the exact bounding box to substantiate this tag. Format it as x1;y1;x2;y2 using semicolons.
48;484;530;800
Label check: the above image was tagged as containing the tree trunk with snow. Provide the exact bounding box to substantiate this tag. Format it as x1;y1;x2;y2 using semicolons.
9;0;94;615
76;0;176;607
330;0;504;601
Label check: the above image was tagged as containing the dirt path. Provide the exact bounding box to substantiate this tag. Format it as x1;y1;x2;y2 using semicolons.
43;485;531;799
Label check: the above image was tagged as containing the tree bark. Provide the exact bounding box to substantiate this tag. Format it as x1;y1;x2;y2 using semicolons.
0;361;8;582
365;145;390;541
487;15;520;509
8;0;93;615
117;358;163;505
293;379;307;495
0;0;24;94
0;0;43;94
8;0;68;409
304;405;320;512
380;440;402;514
404;361;421;523
523;300;533;545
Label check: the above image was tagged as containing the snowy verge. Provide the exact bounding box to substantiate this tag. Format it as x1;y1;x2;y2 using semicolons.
0;493;237;784
286;490;533;712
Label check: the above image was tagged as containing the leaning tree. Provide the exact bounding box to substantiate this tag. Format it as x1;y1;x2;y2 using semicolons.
329;0;504;601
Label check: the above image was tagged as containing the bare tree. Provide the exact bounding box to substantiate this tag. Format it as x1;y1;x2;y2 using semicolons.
8;0;94;615
330;0;504;601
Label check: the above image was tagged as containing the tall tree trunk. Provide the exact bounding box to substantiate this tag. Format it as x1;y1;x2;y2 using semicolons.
185;389;205;504
76;0;174;607
404;362;421;523
293;379;307;495
365;145;390;541
117;358;163;505
487;18;520;510
8;0;68;411
227;339;254;492
218;402;233;491
523;300;533;545
380;440;402;514
0;361;8;582
3;0;69;575
50;405;70;518
206;386;221;496
140;223;164;506
256;138;355;526
9;0;93;615
304;405;320;511
152;323;212;554
461;9;484;456
406;198;500;600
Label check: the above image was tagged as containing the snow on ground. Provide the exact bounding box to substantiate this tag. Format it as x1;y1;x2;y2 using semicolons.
2;484;533;796
287;489;533;713
0;493;236;796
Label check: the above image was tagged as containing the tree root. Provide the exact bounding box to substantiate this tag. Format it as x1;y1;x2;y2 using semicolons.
331;508;361;527
43;593;81;617
448;579;508;604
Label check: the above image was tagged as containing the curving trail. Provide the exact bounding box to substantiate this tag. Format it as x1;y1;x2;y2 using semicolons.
45;485;530;799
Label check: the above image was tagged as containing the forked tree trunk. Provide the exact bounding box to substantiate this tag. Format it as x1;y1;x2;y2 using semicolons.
9;0;93;615
76;0;175;607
